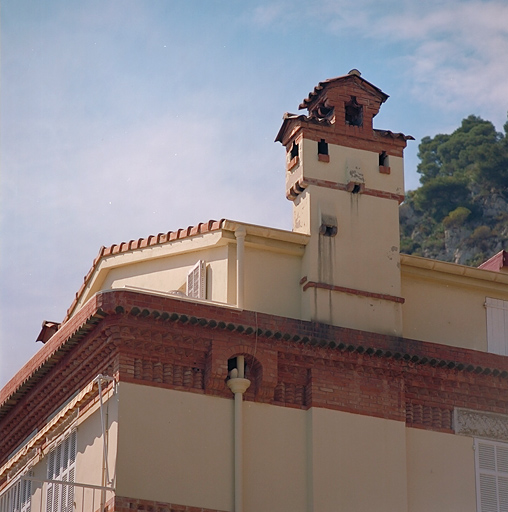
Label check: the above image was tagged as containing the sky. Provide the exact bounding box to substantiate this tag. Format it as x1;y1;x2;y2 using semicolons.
1;0;508;388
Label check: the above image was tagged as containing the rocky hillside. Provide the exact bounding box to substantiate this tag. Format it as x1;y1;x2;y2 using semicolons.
400;115;508;267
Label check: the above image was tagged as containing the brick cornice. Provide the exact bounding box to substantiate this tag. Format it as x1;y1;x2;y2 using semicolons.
277;117;412;157
0;293;109;417
3;289;508;466
4;289;508;414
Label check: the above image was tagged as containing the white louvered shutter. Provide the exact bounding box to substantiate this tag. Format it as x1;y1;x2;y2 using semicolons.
476;439;508;512
20;475;32;512
1;473;32;512
47;431;77;512
486;298;508;355
187;261;206;299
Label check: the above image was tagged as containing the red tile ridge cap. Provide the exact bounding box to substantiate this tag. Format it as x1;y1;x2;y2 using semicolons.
275;113;333;143
374;129;415;141
299;73;389;110
62;219;228;323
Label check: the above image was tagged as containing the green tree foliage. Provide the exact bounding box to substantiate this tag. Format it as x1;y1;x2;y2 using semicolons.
401;115;508;266
443;207;471;229
416;115;508;187
413;176;470;222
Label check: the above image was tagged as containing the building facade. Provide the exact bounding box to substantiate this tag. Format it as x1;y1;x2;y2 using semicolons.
1;71;508;512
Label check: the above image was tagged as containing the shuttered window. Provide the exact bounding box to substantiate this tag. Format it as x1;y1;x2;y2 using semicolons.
0;472;32;512
486;298;508;355
47;430;77;512
186;260;206;299
475;439;508;512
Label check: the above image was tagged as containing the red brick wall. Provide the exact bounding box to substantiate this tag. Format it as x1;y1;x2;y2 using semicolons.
2;289;508;466
111;495;226;512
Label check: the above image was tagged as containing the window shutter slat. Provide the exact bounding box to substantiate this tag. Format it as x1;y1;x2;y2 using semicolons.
476;439;508;512
499;477;508;512
498;447;508;474
480;443;497;471
46;430;77;512
187;261;206;299
480;473;498;512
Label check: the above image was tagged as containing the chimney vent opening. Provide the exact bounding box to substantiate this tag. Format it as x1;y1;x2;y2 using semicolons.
318;139;329;156
290;141;299;159
345;96;363;127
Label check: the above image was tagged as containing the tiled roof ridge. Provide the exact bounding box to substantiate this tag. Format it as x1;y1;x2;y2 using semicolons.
63;219;227;323
299;73;389;110
374;129;415;141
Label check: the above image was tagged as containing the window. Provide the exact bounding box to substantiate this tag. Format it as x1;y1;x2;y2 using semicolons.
475;438;508;512
187;260;206;299
486;298;508;355
47;430;77;512
0;473;32;512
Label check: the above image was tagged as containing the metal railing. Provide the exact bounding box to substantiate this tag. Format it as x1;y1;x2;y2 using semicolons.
0;477;114;512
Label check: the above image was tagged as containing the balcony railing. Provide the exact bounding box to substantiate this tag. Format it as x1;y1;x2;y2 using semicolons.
0;477;114;512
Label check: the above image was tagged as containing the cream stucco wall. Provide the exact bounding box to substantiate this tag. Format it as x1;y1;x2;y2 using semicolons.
243;402;308;512
115;383;477;512
75;392;119;489
67;212;507;353
5;381;485;512
308;287;403;336
288;140;405;335
401;257;508;349
406;428;476;512
294;186;403;334
308;407;408;512
286;140;404;200
243;246;302;319
104;245;231;303
115;383;234;512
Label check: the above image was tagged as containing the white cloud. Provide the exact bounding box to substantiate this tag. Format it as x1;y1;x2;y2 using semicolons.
250;0;508;129
374;2;508;121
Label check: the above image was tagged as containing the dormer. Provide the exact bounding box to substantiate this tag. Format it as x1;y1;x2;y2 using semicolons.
299;69;387;136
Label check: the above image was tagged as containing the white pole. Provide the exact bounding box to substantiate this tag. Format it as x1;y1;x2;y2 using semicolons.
227;361;250;512
235;227;246;309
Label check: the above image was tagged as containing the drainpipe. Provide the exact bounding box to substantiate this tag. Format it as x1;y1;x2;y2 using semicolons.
235;227;246;309
94;374;115;488
227;356;251;512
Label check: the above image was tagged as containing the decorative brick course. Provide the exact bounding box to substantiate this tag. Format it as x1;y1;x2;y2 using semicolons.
2;289;508;466
112;496;226;512
287;176;405;204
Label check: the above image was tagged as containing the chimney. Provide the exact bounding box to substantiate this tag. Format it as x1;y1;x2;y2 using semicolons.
276;71;413;335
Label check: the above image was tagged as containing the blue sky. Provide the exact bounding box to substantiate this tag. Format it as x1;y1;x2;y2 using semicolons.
1;0;508;387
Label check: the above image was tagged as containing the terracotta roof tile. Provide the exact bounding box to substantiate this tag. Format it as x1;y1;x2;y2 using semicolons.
299;72;389;111
62;219;227;323
374;129;415;141
478;250;508;272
